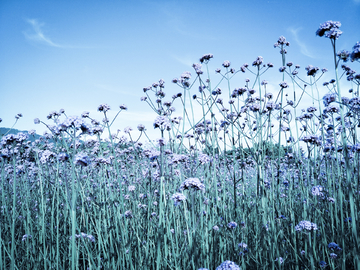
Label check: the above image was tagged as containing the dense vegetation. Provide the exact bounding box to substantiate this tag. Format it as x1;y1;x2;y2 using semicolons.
1;20;359;269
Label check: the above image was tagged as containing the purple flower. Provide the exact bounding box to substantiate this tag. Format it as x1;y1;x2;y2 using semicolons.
319;261;327;268
279;81;289;88
216;260;241;270
98;103;110;112
22;234;32;241
252;56;263;66
199;53;213;63
295;220;318;232
311;185;324;197
238;243;247;249
192;63;203;74
119;104;128;110
350;41;360;62
74;152;91;167
124;210;133;218
171;193;186;205
274;36;290;47
316;21;342;39
180;177;205;192
323;93;337;106
337;50;351;62
213;225;219;231
275;257;284;264
222;60;231;68
328;242;342;252
34;118;40;124
227;221;237;229
305;65;319;76
153;116;171;131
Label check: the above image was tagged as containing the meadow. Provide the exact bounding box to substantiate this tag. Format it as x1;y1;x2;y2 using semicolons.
0;20;359;270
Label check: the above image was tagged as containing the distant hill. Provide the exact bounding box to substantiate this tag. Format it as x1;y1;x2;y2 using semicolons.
0;127;42;142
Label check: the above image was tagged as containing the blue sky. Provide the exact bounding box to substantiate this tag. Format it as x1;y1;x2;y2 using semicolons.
1;0;359;144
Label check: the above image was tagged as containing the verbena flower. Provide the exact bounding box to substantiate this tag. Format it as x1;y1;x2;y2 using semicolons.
279;81;289;88
305;65;319;76
119;104;128;110
124;210;133;218
328;242;342;252
295;220;318;232
316;20;342;40
199;53;213;63
216;260;241;270
311;185;324;197
319;261;327;268
213;225;219;231
22;234;32;241
70;233;95;242
350;41;360;62
323;93;337;106
274;36;290;47
275;257;284;264
222;61;231;68
252;56;263;67
74;152;91;167
171;192;186;206
98;103;110;112
180;177;205;192
153;116;171;131
227;221;237;229
337;50;351;62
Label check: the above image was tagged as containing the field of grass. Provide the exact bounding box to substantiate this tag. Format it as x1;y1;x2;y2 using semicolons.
0;20;359;269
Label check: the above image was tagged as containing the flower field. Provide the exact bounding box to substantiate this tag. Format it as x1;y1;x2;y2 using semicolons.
1;21;360;269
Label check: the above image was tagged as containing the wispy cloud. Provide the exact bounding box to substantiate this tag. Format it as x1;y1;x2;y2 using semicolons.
170;54;194;68
288;27;315;59
23;19;63;47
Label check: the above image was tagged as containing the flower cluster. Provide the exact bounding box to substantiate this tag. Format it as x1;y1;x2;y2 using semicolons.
295;220;318;232
316;20;342;40
215;260;241;270
171;192;186;206
311;185;324;197
153;116;171;131
22;234;32;241
180;177;205;192
74;152;91;167
351;41;360;62
70;233;95;243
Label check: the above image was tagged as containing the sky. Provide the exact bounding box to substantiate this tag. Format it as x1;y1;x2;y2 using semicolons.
0;0;359;146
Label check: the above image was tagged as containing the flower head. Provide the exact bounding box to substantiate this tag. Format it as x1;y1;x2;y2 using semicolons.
180;177;205;192
199;53;213;63
216;260;241;270
316;20;342;39
171;192;186;206
295;220;318;232
98;103;110;112
350;41;360;62
74;152;91;167
227;221;237;229
153;116;171;131
337;50;351;62
252;56;263;67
